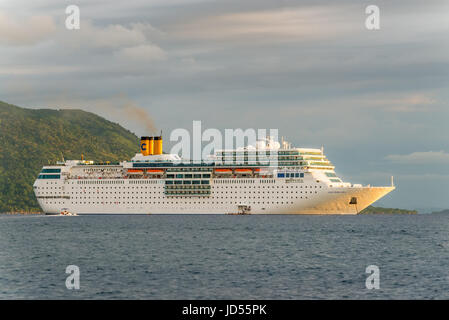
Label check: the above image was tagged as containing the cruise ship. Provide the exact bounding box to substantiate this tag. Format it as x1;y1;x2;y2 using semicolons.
33;135;395;215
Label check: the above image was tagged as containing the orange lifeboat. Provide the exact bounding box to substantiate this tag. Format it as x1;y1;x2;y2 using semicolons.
215;169;232;174
128;169;144;173
235;168;252;173
146;169;164;174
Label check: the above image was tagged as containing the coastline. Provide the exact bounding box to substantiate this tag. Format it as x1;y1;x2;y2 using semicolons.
1;211;43;215
359;206;417;215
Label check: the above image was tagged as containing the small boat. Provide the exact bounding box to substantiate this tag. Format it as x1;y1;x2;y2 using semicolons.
60;209;77;216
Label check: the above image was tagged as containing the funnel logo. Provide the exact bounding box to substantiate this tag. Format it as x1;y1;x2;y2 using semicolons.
141;143;147;151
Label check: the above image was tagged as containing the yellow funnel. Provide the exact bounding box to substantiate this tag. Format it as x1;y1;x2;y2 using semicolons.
154;136;162;155
148;137;154;155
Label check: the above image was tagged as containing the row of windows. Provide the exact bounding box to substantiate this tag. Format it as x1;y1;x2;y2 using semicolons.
165;180;210;185
165;191;211;195
77;180;125;184
165;168;211;172
68;191;317;199
41;168;61;173
36;184;321;192
56;199;309;205
217;155;311;161
83;168;120;172
166;184;210;189
37;174;61;179
215;179;255;184
214;161;307;166
277;173;304;178
132;163;212;168
213;186;321;189
218;151;302;156
166;174;210;179
34;186;63;189
129;180;161;184
74;180;165;185
48;189;319;199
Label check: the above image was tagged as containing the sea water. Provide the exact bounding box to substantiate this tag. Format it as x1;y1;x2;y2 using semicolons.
0;214;448;299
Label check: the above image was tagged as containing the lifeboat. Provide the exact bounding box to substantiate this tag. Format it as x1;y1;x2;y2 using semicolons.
128;169;144;173
146;169;164;174
234;168;252;173
215;169;232;174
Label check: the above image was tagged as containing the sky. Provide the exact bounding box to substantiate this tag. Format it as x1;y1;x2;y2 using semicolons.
0;0;448;211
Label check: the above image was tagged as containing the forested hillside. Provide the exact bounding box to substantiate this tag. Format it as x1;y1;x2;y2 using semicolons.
0;101;139;212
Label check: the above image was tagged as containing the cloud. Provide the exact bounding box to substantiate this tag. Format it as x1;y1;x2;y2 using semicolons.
57;21;167;66
0;11;56;45
60;21;157;49
368;94;437;112
0;18;166;76
385;151;449;164
115;44;166;61
170;6;355;42
0;10;167;64
277;92;438;119
0;65;79;76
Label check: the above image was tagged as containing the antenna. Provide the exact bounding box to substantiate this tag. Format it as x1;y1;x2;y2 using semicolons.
321;145;324;155
391;175;394;187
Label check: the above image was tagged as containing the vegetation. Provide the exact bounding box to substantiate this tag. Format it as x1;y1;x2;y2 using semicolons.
0;100;139;212
360;206;417;215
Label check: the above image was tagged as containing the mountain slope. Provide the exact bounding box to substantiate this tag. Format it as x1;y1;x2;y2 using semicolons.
0;100;139;212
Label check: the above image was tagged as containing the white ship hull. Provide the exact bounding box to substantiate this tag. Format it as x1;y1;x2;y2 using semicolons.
35;178;394;215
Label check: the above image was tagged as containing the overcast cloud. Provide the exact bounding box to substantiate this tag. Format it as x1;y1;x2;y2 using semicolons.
0;0;448;211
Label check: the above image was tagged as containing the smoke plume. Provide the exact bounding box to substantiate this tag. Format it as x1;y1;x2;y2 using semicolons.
49;94;157;135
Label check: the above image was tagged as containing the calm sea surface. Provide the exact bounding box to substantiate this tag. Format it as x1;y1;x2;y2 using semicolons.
1;214;448;299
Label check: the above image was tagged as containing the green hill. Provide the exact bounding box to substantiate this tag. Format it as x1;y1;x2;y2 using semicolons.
360;206;417;215
0;100;139;212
